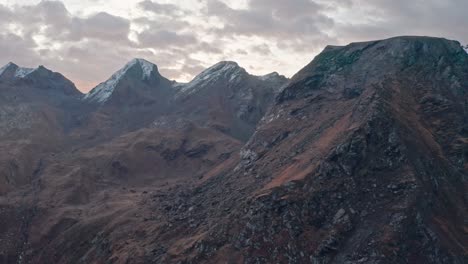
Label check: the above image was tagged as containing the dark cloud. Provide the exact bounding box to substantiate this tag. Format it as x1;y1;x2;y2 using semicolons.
205;0;335;50
333;0;468;44
251;44;271;55
132;17;190;31
0;1;132;44
0;33;39;65
137;29;198;48
71;12;131;42
205;1;335;55
138;0;185;16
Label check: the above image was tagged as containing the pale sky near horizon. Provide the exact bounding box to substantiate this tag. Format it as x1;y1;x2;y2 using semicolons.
0;0;467;92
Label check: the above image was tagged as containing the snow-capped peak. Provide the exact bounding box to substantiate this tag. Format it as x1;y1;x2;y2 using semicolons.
84;58;159;103
129;58;157;80
258;72;280;81
0;62;16;76
176;61;246;95
0;62;37;78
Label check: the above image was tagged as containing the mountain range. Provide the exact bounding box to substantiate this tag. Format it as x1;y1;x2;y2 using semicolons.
0;36;466;264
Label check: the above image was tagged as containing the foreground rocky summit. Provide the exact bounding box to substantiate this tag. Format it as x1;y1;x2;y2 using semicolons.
0;36;466;264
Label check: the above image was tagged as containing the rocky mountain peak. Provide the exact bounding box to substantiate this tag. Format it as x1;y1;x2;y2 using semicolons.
279;36;468;102
84;58;165;103
0;62;36;79
127;58;160;80
0;62;80;97
258;72;289;92
175;61;248;95
0;62;18;74
258;72;280;80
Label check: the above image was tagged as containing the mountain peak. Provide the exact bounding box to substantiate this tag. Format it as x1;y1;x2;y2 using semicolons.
0;62;80;97
1;62;18;69
0;62;18;76
0;62;37;79
280;36;468;103
84;58;166;103
127;58;159;80
258;72;281;81
176;61;247;95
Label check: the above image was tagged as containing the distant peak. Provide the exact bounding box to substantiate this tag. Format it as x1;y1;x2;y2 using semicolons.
199;61;244;77
122;58;159;80
0;62;38;78
176;61;247;95
130;58;154;64
213;61;239;67
3;62;18;68
84;58;161;103
259;72;280;80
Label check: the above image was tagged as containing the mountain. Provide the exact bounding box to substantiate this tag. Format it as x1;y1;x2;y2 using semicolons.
168;61;288;140
0;36;466;264
0;62;35;79
77;58;175;142
0;63;83;194
0;62;81;97
84;58;173;105
155;36;467;263
0;62;83;139
79;59;287;143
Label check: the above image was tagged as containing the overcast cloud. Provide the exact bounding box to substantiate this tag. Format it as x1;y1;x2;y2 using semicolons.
0;0;466;91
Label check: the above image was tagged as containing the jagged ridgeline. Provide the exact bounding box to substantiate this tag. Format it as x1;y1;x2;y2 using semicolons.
0;36;466;264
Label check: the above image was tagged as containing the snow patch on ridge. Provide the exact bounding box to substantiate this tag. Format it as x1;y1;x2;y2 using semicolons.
176;61;245;95
133;58;156;80
258;72;280;81
0;62;37;78
14;67;35;78
84;58;157;103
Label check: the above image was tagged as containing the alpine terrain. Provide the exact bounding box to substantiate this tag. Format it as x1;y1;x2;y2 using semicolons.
0;36;466;264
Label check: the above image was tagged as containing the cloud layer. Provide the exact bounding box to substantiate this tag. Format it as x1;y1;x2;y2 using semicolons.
0;0;466;91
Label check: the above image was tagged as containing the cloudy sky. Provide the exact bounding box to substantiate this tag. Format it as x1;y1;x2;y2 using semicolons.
0;0;466;92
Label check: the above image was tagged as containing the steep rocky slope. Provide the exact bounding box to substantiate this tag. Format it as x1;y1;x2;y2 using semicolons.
151;36;467;264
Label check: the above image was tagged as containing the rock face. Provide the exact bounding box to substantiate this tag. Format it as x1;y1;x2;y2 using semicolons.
166;36;467;264
0;36;467;264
